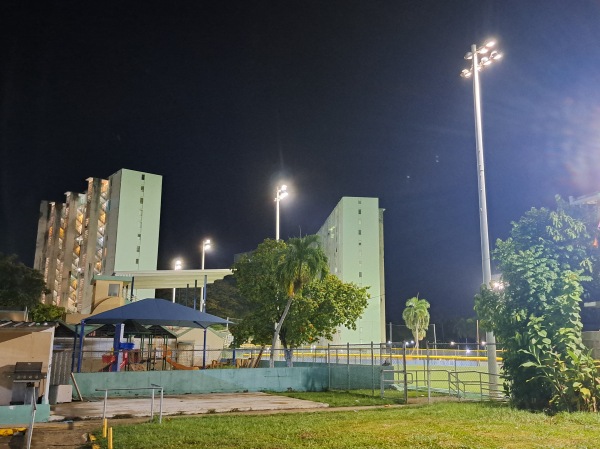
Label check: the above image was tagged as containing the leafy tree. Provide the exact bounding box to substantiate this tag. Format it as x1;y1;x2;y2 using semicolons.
272;235;328;367
205;275;250;320
475;203;600;411
231;239;287;348
30;303;65;322
402;296;430;350
0;253;49;310
232;237;368;367
279;274;369;351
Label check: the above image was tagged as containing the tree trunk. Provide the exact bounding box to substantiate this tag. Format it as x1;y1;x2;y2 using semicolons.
270;296;293;368
284;347;294;367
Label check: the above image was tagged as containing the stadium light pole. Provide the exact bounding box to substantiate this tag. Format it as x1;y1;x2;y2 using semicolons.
461;39;503;396
275;185;288;241
200;239;211;311
172;259;182;303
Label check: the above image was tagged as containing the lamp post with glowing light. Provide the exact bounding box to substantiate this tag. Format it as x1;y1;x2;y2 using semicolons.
172;259;182;303
275;185;288;241
461;39;503;395
200;239;211;311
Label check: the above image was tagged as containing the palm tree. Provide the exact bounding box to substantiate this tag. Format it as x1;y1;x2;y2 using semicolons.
270;235;328;367
402;296;430;351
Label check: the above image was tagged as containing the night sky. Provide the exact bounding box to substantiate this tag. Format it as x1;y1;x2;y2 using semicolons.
1;1;600;324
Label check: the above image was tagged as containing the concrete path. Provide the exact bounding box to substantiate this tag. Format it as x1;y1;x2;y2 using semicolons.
50;392;329;421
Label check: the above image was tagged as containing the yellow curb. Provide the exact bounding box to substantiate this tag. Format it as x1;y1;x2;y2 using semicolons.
88;433;100;448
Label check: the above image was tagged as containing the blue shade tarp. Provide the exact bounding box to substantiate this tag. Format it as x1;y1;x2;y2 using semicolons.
84;298;231;329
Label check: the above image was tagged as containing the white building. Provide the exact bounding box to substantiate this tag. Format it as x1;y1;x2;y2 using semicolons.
34;169;162;313
316;197;386;344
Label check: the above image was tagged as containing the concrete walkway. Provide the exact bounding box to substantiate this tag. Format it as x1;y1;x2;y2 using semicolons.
50;392;329;421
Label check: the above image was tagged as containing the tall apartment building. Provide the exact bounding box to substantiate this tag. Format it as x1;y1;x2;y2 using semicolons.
34;169;162;313
316;197;386;344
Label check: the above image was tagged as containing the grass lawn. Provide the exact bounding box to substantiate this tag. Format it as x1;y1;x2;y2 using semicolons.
92;400;600;448
274;389;444;406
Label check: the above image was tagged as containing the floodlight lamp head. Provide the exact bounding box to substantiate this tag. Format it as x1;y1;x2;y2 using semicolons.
485;39;496;48
460;69;472;78
464;52;473;60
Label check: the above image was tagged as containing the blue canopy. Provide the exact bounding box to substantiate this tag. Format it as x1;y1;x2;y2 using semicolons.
84;298;231;328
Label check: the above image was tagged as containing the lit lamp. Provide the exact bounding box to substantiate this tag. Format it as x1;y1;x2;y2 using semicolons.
461;38;503;396
172;259;182;303
200;239;211;311
275;185;288;241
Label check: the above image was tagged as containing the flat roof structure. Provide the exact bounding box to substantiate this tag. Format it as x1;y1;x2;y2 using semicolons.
104;269;233;289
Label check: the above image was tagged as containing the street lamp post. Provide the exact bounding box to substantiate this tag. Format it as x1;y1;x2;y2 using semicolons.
275;185;288;241
172;259;182;303
200;239;211;311
461;39;502;396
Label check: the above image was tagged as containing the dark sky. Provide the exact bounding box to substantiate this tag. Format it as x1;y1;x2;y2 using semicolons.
2;1;600;324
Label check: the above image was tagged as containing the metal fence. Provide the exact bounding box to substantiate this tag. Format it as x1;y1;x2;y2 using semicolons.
326;341;503;401
55;341;503;400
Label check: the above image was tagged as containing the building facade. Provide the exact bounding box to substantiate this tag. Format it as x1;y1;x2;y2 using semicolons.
316;197;386;344
34;169;162;313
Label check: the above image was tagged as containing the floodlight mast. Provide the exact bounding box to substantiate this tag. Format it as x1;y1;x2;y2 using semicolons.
275;185;288;241
461;39;503;398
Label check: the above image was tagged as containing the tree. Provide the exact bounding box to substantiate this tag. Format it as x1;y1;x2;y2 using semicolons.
232;237;368;367
475;202;600;411
278;274;369;351
272;235;328;367
205;275;250;320
0;253;49;310
30;303;65;322
231;239;288;348
402;296;430;350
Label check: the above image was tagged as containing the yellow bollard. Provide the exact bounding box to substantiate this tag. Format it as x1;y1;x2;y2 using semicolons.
102;419;107;438
108;427;113;449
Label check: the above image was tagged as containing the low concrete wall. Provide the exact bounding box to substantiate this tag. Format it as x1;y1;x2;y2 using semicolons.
0;404;50;425
72;366;330;398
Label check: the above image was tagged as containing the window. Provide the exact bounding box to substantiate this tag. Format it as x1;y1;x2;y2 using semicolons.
358;209;362;215
136;246;140;252
358;230;362;235
135;258;139;264
140;185;144;191
359;272;363;278
140;198;144;204
108;284;120;296
141;174;145;180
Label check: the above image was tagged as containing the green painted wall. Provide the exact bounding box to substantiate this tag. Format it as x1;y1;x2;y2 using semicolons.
71;364;383;398
0;404;50;425
72;367;329;398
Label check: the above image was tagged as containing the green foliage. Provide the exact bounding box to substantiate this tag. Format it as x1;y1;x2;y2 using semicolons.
30;303;65;322
205;276;250;320
280;274;368;347
402;296;430;349
0;253;49;310
231;239;287;347
474;202;600;412
232;237;369;362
